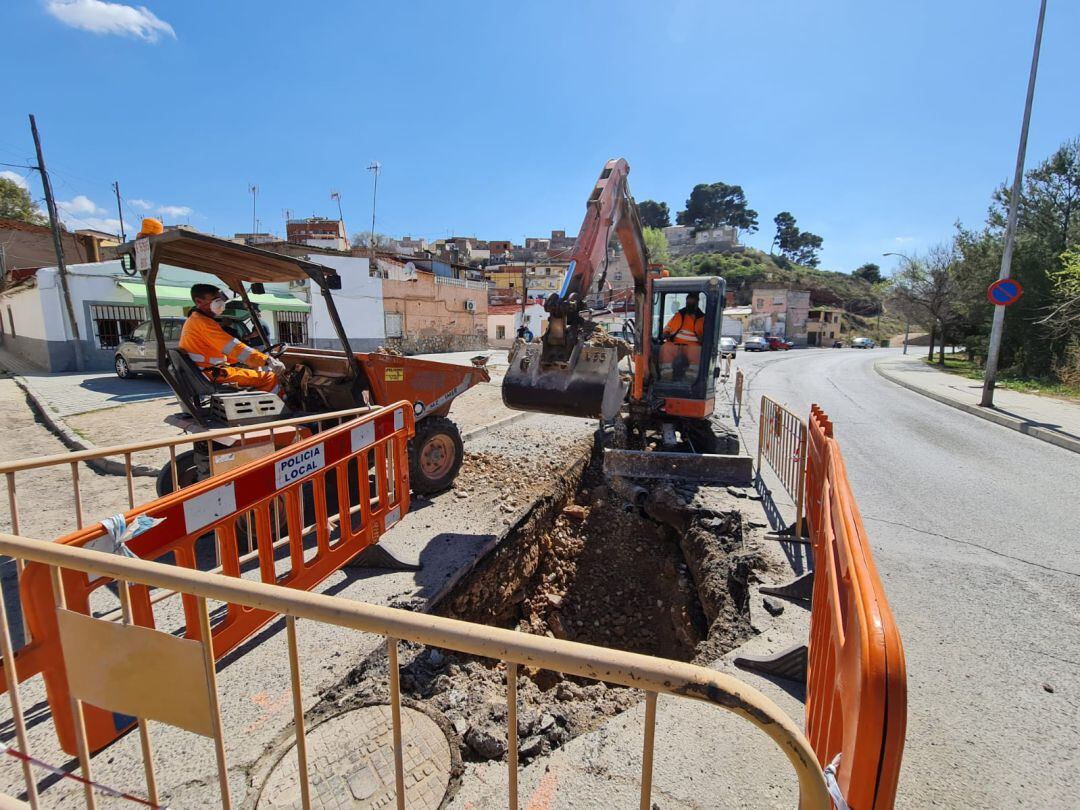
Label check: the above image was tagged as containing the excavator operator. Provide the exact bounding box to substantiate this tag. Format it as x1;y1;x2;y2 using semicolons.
659;292;705;381
179;283;286;396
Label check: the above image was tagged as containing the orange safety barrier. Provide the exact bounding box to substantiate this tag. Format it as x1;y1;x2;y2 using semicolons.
804;404;907;809
3;401;414;756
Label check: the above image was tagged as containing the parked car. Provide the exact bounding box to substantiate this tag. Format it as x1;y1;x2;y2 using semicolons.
743;335;769;352
766;336;792;351
719;336;738;358
114;317;184;378
851;337;876;349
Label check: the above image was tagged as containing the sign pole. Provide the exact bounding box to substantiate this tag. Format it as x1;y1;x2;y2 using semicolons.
980;0;1046;408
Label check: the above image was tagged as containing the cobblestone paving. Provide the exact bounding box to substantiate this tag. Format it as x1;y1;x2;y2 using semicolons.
258;705;451;809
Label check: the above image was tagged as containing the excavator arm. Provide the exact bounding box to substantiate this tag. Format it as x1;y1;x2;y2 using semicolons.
502;158;651;420
557;158;650;305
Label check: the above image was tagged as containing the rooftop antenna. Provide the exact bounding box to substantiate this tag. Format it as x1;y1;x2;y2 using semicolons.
248;184;258;234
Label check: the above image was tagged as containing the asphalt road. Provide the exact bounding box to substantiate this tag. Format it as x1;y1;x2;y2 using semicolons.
733;346;1080;808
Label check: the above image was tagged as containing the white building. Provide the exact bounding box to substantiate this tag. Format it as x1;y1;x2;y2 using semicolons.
0;260;309;372
487;302;547;348
721;305;752;340
295;255;385;352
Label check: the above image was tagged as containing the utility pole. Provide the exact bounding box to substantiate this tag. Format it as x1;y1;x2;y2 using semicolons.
981;0;1047;408
249;184;258;235
367;162;381;273
29;114;84;371
112;181;126;241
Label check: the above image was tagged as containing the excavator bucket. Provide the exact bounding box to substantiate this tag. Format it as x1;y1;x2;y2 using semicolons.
502;340;627;421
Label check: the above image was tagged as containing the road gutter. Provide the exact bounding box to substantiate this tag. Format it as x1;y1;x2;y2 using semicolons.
874;360;1080;455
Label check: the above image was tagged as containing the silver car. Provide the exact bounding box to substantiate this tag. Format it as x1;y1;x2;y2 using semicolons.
719;336;738;358
114;317;184;378
743;335;769;352
851;337;876;349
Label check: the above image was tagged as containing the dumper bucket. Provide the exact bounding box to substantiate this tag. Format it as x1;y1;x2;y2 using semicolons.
502;340;627;421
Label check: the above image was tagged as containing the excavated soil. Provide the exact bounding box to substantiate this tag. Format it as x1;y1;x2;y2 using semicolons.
313;447;766;769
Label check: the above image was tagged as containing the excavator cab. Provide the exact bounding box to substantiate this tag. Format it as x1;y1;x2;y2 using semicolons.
649;276;726;418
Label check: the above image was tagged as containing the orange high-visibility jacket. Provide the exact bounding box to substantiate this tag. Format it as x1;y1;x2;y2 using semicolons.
179;310;270;373
664;309;704;345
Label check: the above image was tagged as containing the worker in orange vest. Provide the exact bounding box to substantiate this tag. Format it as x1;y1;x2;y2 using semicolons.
659;292;705;381
179;283;285;395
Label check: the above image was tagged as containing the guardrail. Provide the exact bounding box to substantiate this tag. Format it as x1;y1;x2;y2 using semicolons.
756;395;808;538
0;532;830;810
1;401;414;758
804;405;907;809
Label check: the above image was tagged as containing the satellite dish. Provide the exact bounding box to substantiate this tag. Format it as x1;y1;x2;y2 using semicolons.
404;261;417;278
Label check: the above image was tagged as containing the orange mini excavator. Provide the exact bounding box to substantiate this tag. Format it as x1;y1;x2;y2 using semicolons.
502;158;749;481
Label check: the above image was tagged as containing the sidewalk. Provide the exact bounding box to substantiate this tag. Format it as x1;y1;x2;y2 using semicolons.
875;355;1080;454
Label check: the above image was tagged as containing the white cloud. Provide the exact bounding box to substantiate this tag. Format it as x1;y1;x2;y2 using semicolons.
129;197;154;210
45;0;175;43
71;216;123;235
892;236;916;245
0;170;30;190
58;194;103;216
157;204;192;219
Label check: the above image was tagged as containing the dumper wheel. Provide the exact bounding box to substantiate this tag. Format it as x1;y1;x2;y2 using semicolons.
409;416;464;495
156;450;200;497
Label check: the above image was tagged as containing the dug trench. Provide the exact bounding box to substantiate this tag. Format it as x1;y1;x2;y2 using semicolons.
290;442;769;792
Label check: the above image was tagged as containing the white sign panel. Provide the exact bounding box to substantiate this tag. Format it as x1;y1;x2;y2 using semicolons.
134;238;151;271
351;422;376;452
274;443;325;489
183;484;237;534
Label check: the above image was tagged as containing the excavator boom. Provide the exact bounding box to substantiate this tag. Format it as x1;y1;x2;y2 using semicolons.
502;158;650;420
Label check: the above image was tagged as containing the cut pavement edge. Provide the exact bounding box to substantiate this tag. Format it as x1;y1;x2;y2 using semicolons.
874;360;1080;455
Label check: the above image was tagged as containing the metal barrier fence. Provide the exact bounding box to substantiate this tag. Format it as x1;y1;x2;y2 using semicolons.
1;402;414;758
0;532;830;810
756;395;808;537
804;405;907;809
0;404;380;639
0;404;384;535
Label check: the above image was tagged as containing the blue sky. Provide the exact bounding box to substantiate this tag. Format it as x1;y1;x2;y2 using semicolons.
2;0;1078;274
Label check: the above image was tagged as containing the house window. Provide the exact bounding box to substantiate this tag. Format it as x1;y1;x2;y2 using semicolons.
274;310;309;344
90;304;145;349
496;325;506;340
756;298;764;309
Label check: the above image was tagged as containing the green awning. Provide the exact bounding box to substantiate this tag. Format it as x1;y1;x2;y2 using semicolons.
117;281;310;312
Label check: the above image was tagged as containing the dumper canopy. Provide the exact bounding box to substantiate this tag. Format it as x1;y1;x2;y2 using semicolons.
116;228;343;287
114;230;354;365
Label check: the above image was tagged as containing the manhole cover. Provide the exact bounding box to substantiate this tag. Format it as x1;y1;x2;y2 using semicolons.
258;705;452;809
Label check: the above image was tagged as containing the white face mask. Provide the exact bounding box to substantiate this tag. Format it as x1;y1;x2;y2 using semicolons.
210;298;227;315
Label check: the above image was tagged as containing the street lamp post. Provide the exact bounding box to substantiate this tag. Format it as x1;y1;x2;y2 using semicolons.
883;251;913;354
980;0;1047;408
366;161;381;274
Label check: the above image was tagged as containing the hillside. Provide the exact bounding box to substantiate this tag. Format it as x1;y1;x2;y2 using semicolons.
670;248;883;316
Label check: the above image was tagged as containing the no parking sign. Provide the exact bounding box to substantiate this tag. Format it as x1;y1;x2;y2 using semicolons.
987;278;1023;306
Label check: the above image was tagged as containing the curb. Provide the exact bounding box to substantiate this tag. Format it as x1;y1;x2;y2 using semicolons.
12;375;161;478
874;361;1080;455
